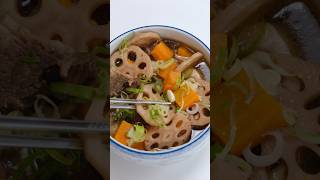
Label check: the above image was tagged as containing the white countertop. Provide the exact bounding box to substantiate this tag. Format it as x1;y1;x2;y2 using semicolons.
110;0;210;179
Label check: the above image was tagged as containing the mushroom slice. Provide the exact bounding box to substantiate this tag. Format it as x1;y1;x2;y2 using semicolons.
176;52;203;72
144;112;192;150
136;84;175;126
188;96;210;130
111;45;153;79
128;32;161;47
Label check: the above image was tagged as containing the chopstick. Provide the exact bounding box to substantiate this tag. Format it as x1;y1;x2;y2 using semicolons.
110;98;171;109
110;98;171;105
0;135;83;150
0;116;108;133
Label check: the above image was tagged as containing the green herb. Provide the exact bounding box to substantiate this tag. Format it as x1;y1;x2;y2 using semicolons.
20;55;40;64
49;82;96;100
113;109;136;121
125;87;143;94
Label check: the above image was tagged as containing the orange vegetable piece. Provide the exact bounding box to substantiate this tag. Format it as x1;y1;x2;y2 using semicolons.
213;70;287;155
177;46;193;57
158;63;177;79
163;70;181;91
114;121;145;150
151;41;174;61
174;87;200;110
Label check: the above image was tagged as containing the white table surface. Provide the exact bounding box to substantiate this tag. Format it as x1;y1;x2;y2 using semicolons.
110;0;210;179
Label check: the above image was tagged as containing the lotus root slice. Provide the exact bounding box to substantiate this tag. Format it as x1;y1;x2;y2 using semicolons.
145;112;192;150
136;84;175;126
111;45;153;79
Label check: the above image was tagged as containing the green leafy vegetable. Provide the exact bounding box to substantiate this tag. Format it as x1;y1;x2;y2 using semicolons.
49;82;96;100
113;109;136;121
125;87;143;94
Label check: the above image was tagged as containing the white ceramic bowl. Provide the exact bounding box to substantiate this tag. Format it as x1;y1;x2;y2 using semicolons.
110;25;210;165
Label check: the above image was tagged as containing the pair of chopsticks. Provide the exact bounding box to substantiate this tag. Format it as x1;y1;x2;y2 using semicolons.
110;98;171;109
0;115;107;150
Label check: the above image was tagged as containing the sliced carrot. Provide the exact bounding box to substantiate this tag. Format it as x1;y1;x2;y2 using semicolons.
177;46;193;57
158;63;177;79
131;142;145;150
114;121;132;145
174;88;200;110
151;41;174;61
114;121;146;150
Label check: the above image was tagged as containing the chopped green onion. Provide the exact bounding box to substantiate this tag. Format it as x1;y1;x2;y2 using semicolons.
49;82;96;100
149;104;165;127
125;87;143;94
138;74;152;84
119;38;129;52
127;124;146;146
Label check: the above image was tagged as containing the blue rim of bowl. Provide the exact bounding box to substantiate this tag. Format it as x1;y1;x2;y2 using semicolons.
110;25;210;156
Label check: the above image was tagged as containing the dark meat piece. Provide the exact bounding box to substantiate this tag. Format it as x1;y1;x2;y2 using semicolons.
110;69;131;96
